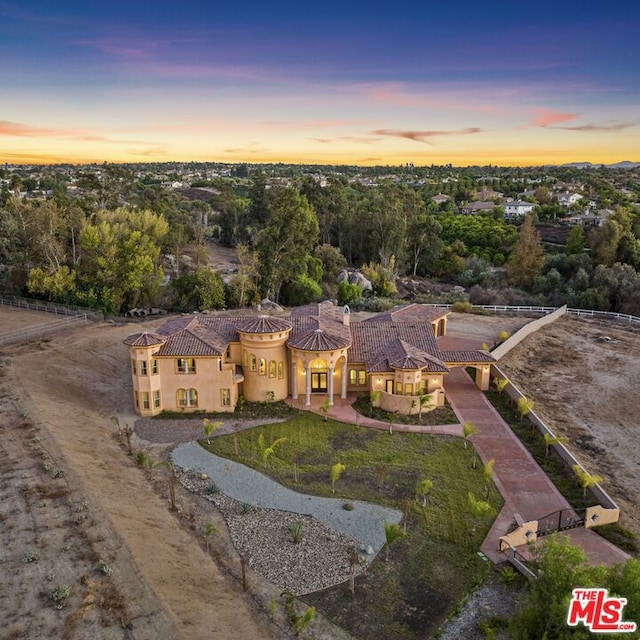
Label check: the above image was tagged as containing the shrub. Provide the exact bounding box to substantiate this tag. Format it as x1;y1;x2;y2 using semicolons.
452;300;473;313
21;549;39;563
342;502;355;511
51;584;71;602
99;561;113;576
289;522;304;543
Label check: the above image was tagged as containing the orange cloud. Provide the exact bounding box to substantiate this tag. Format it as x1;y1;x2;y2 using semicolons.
532;108;579;127
372;128;483;144
0;120;156;145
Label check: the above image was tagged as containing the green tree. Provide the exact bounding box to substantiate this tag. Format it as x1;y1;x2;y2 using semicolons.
544;433;569;457
330;462;346;493
462;420;478;449
256;187;319;303
383;522;408;563
572;464;604;500
202;419;223;445
518;396;534;425
467;492;496;537
258;434;288;468
506;215;544;288
171;267;226;311
510;535;598;640
337;280;362;306
565;225;586;256
79;207;168;313
415;478;433;507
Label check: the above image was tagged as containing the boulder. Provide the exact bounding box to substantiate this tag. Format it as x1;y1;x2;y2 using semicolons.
336;269;349;284
348;271;373;291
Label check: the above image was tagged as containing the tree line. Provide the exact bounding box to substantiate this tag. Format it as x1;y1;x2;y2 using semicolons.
1;167;639;315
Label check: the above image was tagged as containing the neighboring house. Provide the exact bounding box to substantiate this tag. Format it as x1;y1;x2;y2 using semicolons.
504;201;535;219
124;302;493;417
556;192;583;207
566;209;613;227
473;188;504;202
431;193;451;205
459;201;496;215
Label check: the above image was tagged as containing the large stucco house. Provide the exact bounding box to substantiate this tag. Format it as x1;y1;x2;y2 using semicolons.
124;302;494;417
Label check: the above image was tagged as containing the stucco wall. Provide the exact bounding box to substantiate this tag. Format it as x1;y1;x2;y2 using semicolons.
491;305;567;360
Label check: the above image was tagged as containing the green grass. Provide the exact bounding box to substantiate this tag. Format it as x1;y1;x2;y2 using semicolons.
202;415;503;639
352;395;459;426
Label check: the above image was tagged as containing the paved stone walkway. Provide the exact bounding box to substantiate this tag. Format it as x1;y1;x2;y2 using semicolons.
171;441;402;552
442;357;629;566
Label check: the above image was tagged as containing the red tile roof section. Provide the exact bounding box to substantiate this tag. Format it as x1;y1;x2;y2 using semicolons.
123;332;166;347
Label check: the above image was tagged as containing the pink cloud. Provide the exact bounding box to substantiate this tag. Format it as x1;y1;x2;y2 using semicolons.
0;120;158;146
532;108;579;127
373;128;483;144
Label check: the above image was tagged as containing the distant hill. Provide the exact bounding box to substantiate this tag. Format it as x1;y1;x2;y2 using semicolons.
561;161;640;169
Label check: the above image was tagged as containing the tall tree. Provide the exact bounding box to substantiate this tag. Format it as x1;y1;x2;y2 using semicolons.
256;187;319;302
506;215;544;288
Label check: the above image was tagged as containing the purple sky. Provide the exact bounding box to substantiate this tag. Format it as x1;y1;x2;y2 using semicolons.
1;1;639;165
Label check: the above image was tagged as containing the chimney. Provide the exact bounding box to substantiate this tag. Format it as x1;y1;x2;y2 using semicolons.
343;305;350;326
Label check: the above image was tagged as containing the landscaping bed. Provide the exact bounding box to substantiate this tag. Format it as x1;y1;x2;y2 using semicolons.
202;416;503;639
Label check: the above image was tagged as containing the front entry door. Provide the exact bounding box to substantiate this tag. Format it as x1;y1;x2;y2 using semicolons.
311;372;328;393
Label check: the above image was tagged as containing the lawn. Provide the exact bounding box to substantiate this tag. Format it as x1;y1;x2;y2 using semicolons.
202;415;503;639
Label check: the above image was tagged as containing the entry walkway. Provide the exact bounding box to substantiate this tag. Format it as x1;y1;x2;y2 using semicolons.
444;367;629;566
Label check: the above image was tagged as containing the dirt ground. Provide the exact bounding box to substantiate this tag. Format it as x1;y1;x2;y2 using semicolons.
0;314;280;640
496;314;640;541
1;304;638;639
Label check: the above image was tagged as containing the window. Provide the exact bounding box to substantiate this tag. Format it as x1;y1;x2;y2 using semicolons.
250;355;256;371
177;358;196;374
141;391;150;409
226;345;232;359
278;361;284;379
139;360;148;376
131;359;137;375
349;370;366;385
268;360;276;378
177;388;198;407
386;380;394;394
358;370;366;385
153;390;161;408
395;381;402;395
243;350;249;366
349;369;357;385
259;357;266;375
134;392;139;408
152;359;158;374
405;383;413;396
221;389;231;406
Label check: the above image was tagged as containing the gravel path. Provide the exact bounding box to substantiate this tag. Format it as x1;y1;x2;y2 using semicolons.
171;441;402;552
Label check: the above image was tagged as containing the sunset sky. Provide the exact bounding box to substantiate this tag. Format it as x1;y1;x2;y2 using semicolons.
1;1;639;166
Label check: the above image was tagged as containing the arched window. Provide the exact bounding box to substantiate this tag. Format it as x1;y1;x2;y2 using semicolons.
278;361;284;379
259;357;266;375
250;355;257;371
268;360;276;378
243;350;249;366
177;388;198;407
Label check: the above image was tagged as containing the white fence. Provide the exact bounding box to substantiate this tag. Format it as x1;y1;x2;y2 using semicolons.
0;315;89;347
0;296;103;321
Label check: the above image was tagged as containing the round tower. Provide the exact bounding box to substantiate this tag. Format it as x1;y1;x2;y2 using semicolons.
236;316;292;403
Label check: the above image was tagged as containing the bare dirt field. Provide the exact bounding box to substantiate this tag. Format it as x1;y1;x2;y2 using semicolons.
0;313;280;640
0;306;64;333
496;314;640;541
1;305;638;639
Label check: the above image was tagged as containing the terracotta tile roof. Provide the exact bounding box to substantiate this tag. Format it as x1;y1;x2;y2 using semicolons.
288;328;351;351
123;331;166;347
363;303;448;324
441;350;495;364
368;338;448;373
349;322;443;365
237;315;292;334
155;321;227;357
